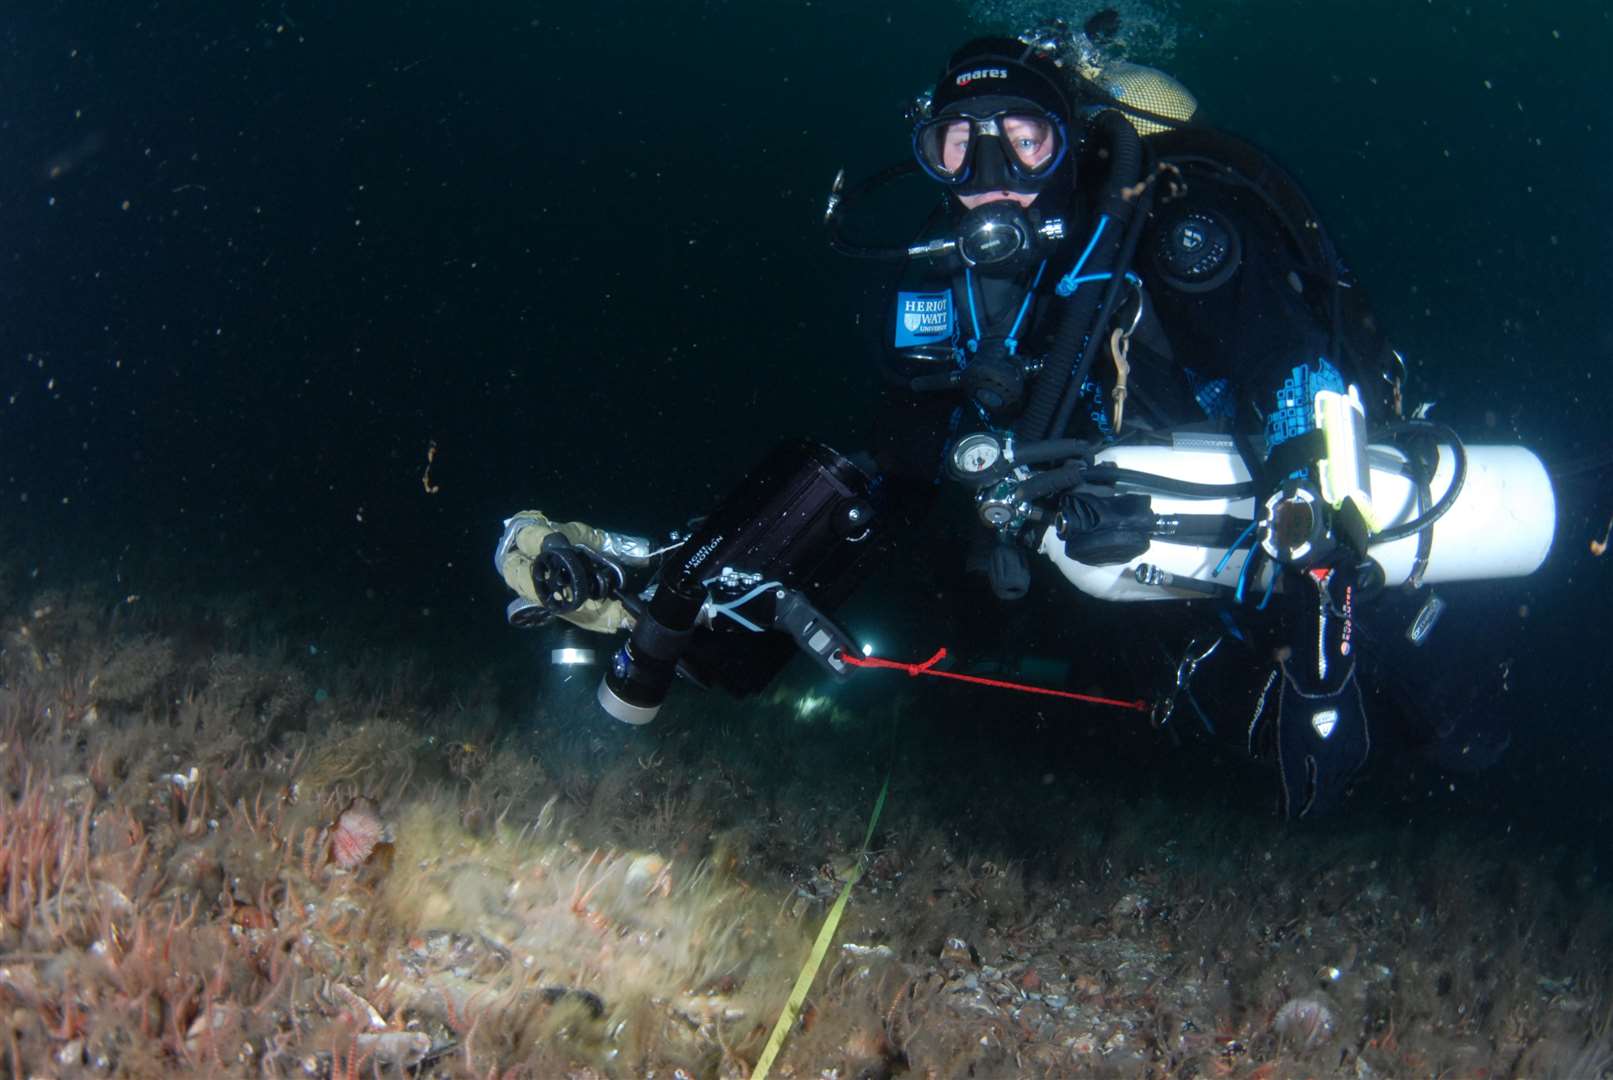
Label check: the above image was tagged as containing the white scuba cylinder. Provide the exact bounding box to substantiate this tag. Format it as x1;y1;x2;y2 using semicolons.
1039;435;1556;602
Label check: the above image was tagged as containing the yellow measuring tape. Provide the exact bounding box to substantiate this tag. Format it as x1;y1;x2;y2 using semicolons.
751;775;890;1080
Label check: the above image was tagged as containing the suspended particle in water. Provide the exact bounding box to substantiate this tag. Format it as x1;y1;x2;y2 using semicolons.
1590;511;1613;556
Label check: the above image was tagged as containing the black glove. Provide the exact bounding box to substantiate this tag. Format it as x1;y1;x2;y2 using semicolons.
1248;561;1372;819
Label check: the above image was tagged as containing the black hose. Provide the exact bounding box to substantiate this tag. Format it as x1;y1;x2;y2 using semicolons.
1008;438;1099;466
1045;194;1153;438
1046;184;1154;442
953;438;1097;489
1087;464;1256;499
1015;111;1146;443
826;161;928;260
1156;514;1256;547
1009;461;1250;505
1370;420;1467;543
1013;462;1089;502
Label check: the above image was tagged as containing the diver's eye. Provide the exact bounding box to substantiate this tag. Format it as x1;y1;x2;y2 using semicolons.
939;119;972;174
1002;115;1055;168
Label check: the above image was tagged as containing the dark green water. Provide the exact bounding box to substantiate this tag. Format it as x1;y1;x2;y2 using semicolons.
2;1;1609;837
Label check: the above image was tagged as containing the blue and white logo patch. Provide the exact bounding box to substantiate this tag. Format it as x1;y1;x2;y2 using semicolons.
894;291;953;348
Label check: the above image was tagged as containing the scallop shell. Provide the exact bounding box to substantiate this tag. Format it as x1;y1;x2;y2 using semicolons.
331;796;389;868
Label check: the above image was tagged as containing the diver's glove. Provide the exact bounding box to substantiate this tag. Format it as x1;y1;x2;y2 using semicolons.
493;511;653;635
1247;561;1372;819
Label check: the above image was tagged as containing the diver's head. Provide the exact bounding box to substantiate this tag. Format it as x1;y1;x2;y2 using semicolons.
914;37;1075;211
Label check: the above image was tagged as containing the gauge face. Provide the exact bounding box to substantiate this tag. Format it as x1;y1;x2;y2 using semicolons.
953;433;1002;474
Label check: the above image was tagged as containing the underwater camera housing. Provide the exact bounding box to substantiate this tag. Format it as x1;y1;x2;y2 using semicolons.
598;440;879;725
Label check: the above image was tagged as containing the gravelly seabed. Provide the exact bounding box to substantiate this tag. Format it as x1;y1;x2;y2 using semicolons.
1;577;1609;1079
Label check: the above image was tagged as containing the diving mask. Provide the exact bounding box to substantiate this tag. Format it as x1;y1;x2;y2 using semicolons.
913;101;1069;194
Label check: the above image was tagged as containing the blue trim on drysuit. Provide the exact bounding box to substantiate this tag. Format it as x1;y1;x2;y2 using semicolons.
961;261;1047;356
958;260;1047;425
1055;214;1109;297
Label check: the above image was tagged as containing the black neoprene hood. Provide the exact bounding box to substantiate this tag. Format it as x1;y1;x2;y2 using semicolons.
931;37;1072;122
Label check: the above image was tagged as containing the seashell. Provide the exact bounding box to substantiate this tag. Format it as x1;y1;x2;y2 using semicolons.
624;852;669;894
355;1031;432;1068
1274;994;1338;1048
939;936;977;968
331;797;390;868
184;1002;241;1058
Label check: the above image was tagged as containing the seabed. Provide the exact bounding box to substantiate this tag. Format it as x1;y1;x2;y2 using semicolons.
1;574;1610;1079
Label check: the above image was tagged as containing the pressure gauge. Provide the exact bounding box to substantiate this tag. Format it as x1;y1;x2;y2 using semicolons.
950;433;1004;478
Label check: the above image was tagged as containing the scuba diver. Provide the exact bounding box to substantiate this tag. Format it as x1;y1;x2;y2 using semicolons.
831;29;1400;816
493;18;1556;819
